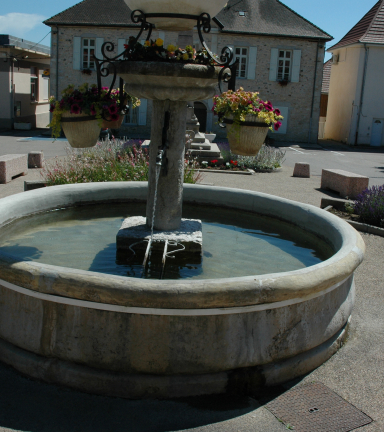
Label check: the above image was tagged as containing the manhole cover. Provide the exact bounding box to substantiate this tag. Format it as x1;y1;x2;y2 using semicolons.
266;382;373;432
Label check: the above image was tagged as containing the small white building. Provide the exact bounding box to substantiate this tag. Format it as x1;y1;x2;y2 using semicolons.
325;0;384;147
0;35;51;130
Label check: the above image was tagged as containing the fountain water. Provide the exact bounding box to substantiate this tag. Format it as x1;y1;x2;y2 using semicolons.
0;1;365;399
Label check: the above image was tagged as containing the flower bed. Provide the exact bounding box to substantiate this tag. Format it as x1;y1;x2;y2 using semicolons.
42;139;200;185
210;143;286;172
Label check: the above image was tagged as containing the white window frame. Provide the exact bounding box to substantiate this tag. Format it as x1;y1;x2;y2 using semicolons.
30;67;38;101
82;38;96;70
234;47;248;79
124;100;139;125
277;50;292;81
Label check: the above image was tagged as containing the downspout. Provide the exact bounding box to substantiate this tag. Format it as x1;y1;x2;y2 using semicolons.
354;44;369;146
55;25;59;99
308;40;320;143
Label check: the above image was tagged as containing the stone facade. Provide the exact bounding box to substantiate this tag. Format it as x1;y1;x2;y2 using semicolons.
49;26;325;143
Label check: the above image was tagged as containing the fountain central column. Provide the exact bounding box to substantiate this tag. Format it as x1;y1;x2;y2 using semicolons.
146;100;188;231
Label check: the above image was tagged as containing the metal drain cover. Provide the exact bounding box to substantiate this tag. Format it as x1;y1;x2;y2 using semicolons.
266;382;373;432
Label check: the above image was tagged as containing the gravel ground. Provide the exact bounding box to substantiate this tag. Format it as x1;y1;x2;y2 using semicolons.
0;161;382;432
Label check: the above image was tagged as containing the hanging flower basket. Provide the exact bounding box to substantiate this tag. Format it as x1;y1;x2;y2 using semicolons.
102;114;125;130
224;116;270;156
61;113;100;148
212;88;284;156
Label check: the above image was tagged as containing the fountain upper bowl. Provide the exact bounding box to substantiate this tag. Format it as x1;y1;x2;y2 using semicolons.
124;0;228;30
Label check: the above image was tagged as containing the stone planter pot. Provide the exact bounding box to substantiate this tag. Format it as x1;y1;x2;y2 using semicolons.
125;0;228;30
61;113;100;148
102;114;125;130
117;61;222;101
225;116;270;156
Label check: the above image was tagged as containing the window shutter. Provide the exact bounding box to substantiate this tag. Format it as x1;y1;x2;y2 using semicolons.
291;50;301;83
138;99;148;125
73;36;81;70
269;48;278;81
95;38;104;60
247;46;257;80
158;31;165;44
117;38;126;58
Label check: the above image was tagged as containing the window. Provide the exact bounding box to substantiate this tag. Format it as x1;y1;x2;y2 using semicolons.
82;38;95;70
234;47;248;78
277;50;292;81
30;67;38;101
124;100;139;125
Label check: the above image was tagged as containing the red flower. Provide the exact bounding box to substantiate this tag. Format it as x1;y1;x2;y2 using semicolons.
70;103;81;114
108;104;118;115
274;121;282;131
109;113;119;121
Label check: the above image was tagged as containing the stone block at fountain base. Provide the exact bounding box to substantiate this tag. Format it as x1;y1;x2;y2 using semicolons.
116;216;202;253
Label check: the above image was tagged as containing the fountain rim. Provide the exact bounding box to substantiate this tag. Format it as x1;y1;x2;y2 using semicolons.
0;182;365;309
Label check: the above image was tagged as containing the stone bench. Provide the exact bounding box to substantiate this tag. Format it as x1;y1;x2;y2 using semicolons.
0;154;28;184
321;169;369;199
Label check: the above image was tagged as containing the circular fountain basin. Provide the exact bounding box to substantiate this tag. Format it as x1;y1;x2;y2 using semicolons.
0;183;364;399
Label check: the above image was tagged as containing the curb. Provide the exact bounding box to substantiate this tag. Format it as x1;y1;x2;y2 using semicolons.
197;168;255;175
323;206;384;238
347;220;384;238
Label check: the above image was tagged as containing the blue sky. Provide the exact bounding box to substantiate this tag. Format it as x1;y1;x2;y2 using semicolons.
0;0;379;61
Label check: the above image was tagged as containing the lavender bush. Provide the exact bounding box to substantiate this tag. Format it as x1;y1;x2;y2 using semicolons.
42;139;200;185
353;185;384;227
216;143;285;171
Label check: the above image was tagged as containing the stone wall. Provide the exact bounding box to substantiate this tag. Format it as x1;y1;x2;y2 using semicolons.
49;26;325;143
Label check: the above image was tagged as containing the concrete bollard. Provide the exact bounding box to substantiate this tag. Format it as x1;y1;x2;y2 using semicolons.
28;151;44;168
293;162;310;178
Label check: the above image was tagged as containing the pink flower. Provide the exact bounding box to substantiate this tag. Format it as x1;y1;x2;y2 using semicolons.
108;104;118;115
274;108;281;116
70;103;81;114
49;104;55;113
274;121;282;131
90;104;96;116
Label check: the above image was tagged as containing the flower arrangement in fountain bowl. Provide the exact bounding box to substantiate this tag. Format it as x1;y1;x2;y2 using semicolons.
49;83;140;148
124;37;214;65
212;88;284;156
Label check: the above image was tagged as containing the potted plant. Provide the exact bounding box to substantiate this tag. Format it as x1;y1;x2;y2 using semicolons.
212;88;283;156
49;83;140;148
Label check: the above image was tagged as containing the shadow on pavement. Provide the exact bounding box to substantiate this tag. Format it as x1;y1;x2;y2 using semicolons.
0;360;275;432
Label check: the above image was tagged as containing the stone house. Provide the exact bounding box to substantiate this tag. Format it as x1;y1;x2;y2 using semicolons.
324;0;384;147
0;35;51;130
44;0;331;143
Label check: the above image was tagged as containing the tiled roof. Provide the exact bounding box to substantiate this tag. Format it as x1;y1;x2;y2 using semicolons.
328;0;384;50
322;59;332;94
44;0;136;27
215;0;332;40
45;0;332;40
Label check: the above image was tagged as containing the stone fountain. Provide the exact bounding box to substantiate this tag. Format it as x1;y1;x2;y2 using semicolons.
0;0;365;400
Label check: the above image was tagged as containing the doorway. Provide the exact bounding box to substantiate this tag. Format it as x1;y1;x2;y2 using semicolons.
371;119;383;146
194;102;207;132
